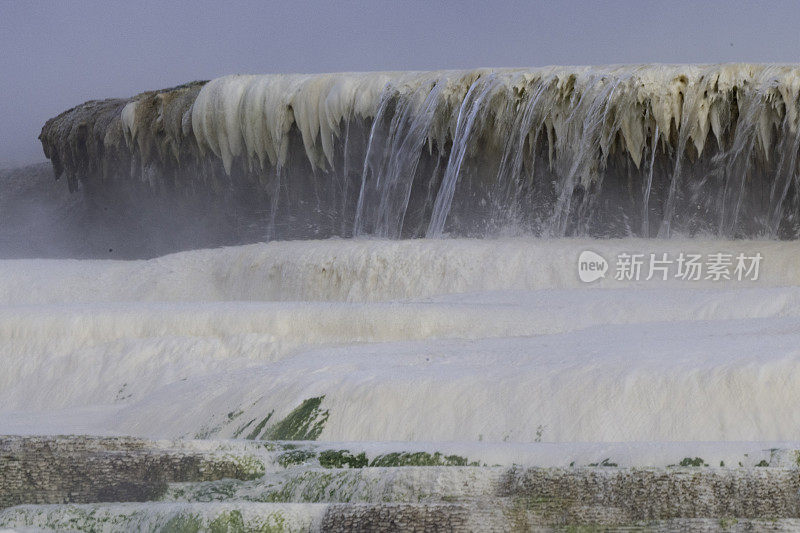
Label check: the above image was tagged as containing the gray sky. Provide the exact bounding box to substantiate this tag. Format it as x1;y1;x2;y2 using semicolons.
2;0;800;166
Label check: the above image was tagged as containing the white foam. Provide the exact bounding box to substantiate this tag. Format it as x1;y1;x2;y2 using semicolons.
181;66;800;176
0;238;797;305
1;238;800;443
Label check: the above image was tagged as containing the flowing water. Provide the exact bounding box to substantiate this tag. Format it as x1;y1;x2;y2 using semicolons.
7;63;800;530
8;65;800;450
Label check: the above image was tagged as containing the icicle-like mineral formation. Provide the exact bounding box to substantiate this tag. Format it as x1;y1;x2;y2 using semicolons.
39;65;800;238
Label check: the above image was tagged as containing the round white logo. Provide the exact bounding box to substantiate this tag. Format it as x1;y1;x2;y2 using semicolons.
578;250;608;283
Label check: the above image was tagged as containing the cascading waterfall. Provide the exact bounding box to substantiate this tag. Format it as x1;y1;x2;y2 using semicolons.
37;65;800;240
11;62;800;531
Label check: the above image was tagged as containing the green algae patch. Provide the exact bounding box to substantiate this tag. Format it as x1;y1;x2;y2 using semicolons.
209;509;245;532
0;504;297;533
164;479;242;502
558;526;639;532
255;470;364;504
668;457;708;468
221;453;266;480
161;512;203;533
261;444;479;469
240;397;329;442
505;494;576;530
319;449;369;469
587;458;618;467
719;517;740;529
232;418;256;439
369;451;480;467
277;449;317;468
193;425;223;440
245;411;275;440
250;511;288;533
263;397;329;441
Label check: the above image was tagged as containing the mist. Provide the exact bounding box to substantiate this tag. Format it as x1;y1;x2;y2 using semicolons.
0;163;287;259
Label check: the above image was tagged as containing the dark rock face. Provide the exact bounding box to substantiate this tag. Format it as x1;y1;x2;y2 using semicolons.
499;466;800;524
25;79;286;260
13;82;282;259
38;82;207;192
0;436;262;509
4;436;800;530
320;503;471;532
39;98;130;193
